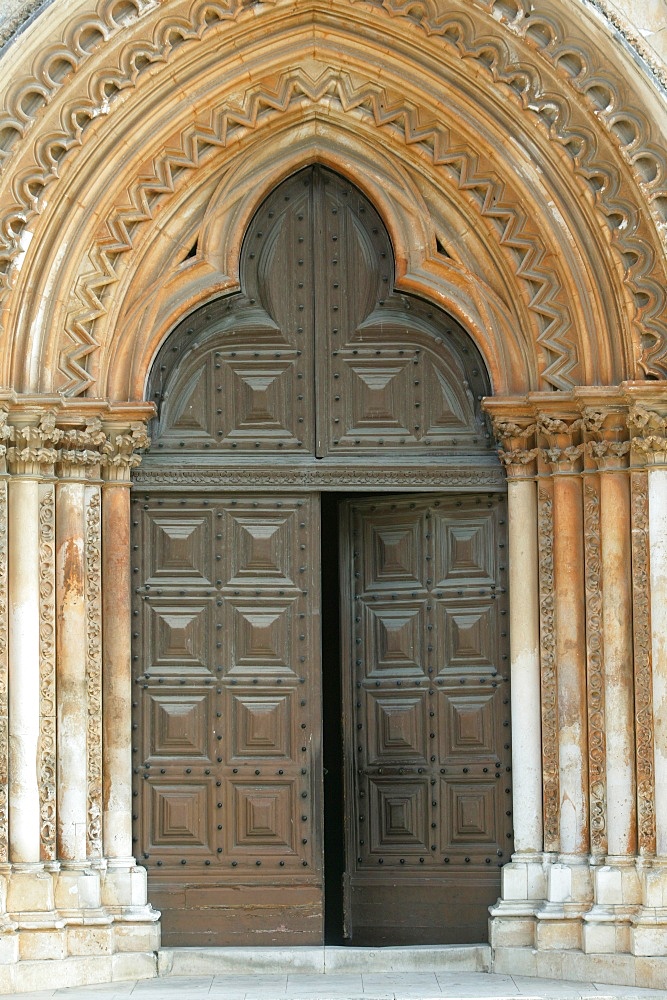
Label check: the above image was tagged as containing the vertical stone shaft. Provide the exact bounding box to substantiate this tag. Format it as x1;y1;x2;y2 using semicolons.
553;473;589;855
599;470;636;857
508;476;543;854
649;466;667;856
102;482;133;860
8;476;41;862
55;478;88;861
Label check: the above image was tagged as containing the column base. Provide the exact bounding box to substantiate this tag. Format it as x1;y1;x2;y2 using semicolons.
0;863;160;993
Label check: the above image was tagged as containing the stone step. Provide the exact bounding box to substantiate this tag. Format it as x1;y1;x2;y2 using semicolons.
158;944;491;977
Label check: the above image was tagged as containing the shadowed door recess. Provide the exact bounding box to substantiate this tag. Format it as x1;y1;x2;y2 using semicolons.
132;165;511;946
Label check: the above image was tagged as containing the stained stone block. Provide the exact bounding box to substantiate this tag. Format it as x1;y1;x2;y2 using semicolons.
66;924;113;956
101;867;148;907
18;926;66;961
6;871;54;913
54;869;101;910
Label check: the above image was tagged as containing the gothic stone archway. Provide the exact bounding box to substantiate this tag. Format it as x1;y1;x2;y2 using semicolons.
132;165;512;946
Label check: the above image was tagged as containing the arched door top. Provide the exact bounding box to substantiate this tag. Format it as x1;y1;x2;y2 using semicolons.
146;166;496;480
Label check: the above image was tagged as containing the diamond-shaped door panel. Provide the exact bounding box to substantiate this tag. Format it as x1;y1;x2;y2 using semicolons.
366;692;428;764
230;693;293;760
148;783;211;849
147;693;210;759
144;511;213;585
362;515;426;591
441;779;499;848
365;603;425;678
368;779;430;853
226;511;295;586
229;782;296;853
441;692;496;758
147;600;211;673
228;599;295;676
438;602;497;672
434;514;496;588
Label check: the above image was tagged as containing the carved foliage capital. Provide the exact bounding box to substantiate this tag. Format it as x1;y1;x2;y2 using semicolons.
102;423;151;481
628;406;667;465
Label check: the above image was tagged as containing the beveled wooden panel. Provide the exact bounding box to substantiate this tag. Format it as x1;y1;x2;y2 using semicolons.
342;493;511;944
132;492;322;944
145;511;213;585
366;692;428;764
148;693;210;759
230;692;292;760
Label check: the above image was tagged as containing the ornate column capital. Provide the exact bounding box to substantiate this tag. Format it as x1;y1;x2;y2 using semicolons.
536;413;585;474
7;410;63;476
101;422;151;483
627;405;667;466
56;418;111;479
488;414;538;479
580;406;631;472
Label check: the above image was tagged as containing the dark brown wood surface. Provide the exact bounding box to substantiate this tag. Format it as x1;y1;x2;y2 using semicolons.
340;494;512;944
133;165;508;946
131;493;323;944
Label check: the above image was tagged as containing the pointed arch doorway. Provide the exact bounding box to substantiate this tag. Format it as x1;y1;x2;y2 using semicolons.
132;165;512;947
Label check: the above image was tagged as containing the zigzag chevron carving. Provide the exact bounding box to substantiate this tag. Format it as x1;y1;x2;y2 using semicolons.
60;68;576;395
0;0;665;381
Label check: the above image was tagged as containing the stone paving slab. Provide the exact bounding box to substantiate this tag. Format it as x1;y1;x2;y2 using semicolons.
3;972;667;1000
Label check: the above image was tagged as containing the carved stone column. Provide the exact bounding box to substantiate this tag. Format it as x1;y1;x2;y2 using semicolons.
487;416;545;949
100;422;157;934
7;416;59;872
578;402;639;954
627;400;667;957
535;411;591;950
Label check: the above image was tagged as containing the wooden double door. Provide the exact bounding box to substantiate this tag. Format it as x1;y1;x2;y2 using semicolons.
131;488;511;945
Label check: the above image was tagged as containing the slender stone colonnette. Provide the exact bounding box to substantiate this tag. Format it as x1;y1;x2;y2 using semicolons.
0;394;158;991
485;383;667;985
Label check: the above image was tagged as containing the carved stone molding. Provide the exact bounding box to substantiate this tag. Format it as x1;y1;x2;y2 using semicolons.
537;483;559;853
38;483;57;861
583;479;607;859
85;488;102;858
0;0;664;386
60;67;577;396
133;462;506;491
631;469;656;855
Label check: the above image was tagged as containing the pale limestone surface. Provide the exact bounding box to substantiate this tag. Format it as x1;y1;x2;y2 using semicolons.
3;970;667;1000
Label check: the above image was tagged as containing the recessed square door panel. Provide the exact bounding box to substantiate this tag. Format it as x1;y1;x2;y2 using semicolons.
438;601;497;672
441;691;497;759
366;691;427;764
229;781;296;854
143;510;213;585
364;603;425;678
147;782;212;851
434;513;496;587
226;361;300;443
230;692;293;760
147;692;211;760
367;778;430;854
362;515;426;591
147;600;211;673
226;510;295;586
336;359;413;440
441;779;500;849
228;599;295;676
